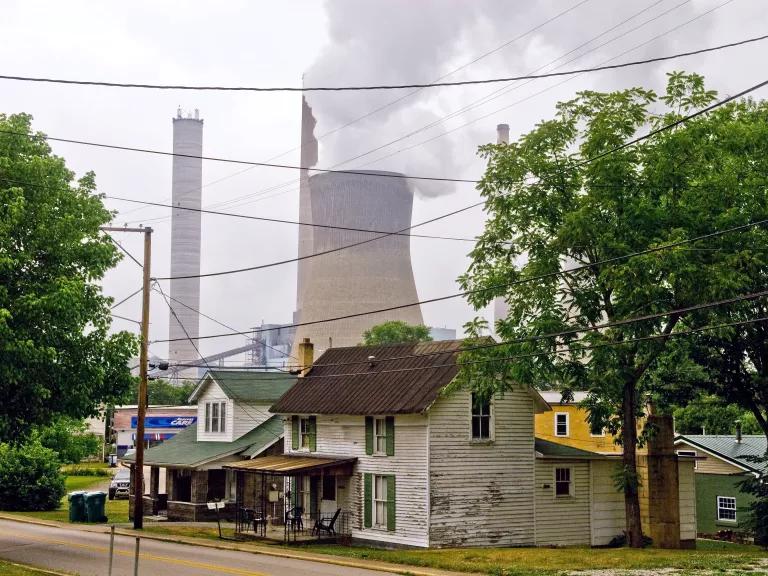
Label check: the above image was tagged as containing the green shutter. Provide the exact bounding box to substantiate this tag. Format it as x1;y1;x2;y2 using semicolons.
365;416;373;455
386;475;396;532
309;416;317;452
363;473;372;528
291;416;299;450
385;416;395;456
291;476;298;508
310;476;319;518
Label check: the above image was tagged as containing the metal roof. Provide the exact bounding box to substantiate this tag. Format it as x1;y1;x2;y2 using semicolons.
189;370;296;404
674;435;767;473
224;454;357;475
271;340;464;415
122;416;282;469
534;438;612;459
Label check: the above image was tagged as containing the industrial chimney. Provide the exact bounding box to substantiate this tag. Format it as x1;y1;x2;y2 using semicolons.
492;124;510;332
168;110;204;378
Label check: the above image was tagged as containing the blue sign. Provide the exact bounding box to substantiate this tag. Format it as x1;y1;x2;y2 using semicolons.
130;416;197;429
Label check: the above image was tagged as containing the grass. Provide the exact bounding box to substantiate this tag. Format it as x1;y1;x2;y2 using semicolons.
0;559;71;575
5;474;130;524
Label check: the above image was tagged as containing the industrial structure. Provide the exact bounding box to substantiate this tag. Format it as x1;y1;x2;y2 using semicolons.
492;123;510;332
168;109;204;376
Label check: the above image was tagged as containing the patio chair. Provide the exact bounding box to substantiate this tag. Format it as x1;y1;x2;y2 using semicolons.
313;508;341;537
285;506;304;531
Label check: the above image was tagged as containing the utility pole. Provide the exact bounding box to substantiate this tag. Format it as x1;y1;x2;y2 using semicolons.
101;226;152;529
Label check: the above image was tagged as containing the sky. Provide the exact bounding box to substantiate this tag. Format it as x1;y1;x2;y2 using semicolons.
2;0;767;363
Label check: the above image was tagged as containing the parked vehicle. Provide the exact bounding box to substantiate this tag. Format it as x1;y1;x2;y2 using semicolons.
108;468;131;500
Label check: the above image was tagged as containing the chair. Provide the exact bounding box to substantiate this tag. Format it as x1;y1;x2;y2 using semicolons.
286;506;304;531
313;508;341;537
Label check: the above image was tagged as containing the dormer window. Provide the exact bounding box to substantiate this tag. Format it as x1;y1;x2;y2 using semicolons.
204;401;227;433
471;393;492;441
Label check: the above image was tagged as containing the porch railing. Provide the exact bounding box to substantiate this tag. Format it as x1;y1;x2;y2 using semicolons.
236;507;351;542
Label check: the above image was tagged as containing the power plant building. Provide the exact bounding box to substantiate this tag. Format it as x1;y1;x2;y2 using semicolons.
168;109;204;376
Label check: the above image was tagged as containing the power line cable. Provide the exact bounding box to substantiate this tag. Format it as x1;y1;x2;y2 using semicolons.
5;35;764;92
154;215;768;343
105;233;143;268
111;313;141;325
110;286;144;310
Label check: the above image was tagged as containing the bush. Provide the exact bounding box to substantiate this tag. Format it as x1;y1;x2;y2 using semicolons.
739;456;768;548
0;441;66;511
61;464;112;477
35;417;102;464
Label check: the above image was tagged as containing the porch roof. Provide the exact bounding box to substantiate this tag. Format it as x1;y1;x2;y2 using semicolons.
224;454;357;475
535;438;614;460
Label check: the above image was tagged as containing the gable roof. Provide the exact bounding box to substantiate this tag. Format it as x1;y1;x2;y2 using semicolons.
189;370;296;404
122;416;283;468
675;434;767;474
535;438;612;460
272;340;464;415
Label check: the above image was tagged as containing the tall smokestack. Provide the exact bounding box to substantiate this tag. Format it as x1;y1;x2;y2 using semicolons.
496;124;510;144
492;123;510;332
168;109;203;377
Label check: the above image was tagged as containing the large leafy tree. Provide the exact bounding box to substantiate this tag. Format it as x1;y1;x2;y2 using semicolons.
673;395;760;435
0;113;137;442
361;321;433;346
459;73;768;547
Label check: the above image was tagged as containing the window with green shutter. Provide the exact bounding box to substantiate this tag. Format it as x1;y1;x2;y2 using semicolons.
385;416;395;456
291;416;299;450
363;473;372;528
365;416;374;455
386;475;396;531
308;415;317;452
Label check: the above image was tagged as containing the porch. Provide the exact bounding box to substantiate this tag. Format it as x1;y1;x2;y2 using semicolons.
225;454;356;543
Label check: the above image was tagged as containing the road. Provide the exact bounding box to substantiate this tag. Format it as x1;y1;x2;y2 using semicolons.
0;518;391;576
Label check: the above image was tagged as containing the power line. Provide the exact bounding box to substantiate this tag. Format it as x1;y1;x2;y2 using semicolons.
4;35;764;93
111;313;141;325
110;286;143;310
154;215;768;343
105;233;143;268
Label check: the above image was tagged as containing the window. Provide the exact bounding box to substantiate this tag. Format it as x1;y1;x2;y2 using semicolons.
300;417;311;449
374;475;388;528
471;393;491;440
677;450;698;470
322;475;336;501
555;467;572;497
374;417;387;454
205;401;227;434
555;413;569;437
717;496;737;522
589;423;606;437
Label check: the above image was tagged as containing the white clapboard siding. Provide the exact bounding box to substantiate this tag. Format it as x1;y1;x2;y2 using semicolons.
678;459;697;541
428;388;536;547
197;379;233;443
534;460;591;546
283;414;430;547
590;460;625;546
232;403;273;441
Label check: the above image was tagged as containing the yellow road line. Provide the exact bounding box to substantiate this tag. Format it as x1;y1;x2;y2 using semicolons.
0;530;269;576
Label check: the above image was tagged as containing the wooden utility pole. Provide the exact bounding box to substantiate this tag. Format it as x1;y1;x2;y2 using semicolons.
101;226;152;529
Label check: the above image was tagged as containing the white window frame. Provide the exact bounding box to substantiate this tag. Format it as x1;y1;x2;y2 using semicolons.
374;417;387;455
677;449;698;470
205;401;227;434
299;417;311;449
555;412;569;437
470;393;493;441
373;475;388;528
554;466;574;498
717;496;737;522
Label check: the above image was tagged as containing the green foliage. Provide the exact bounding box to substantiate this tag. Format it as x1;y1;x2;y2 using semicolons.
33;417;101;464
61;464;112;476
738;457;768;547
361;321;433;346
0;113;138;442
124;379;196;406
0;440;65;511
673;395;761;435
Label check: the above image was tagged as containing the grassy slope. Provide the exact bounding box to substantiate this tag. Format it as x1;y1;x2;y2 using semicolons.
0;559;71;575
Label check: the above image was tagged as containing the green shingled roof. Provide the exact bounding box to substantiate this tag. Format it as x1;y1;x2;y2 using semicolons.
190;370;296;404
675;434;767;473
535;438;609;459
123;415;283;468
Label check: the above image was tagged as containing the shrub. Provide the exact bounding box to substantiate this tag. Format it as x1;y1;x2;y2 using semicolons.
739;456;768;548
35;417;102;464
0;441;66;511
61;464;112;477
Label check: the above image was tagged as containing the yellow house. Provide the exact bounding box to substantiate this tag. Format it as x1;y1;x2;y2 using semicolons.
535;391;622;454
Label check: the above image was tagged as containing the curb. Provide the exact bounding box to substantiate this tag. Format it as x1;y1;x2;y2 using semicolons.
0;514;473;576
2;559;71;576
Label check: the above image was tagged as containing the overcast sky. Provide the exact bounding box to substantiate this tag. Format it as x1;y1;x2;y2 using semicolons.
2;0;767;362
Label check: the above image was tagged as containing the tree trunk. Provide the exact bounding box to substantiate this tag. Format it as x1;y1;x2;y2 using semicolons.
623;379;643;548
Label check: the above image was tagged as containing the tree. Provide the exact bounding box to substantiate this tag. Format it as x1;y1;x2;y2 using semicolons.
361;321;433;346
0;113;138;442
0;440;65;511
125;379;196;406
458;72;768;547
673;395;760;435
34;417;101;464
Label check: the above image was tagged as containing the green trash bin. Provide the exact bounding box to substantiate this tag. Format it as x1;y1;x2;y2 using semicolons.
67;491;87;522
84;491;107;523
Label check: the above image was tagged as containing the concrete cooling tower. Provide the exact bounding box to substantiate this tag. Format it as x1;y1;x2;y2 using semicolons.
168;110;203;375
292;170;424;355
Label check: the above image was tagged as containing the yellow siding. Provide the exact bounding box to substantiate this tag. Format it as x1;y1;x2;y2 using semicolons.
675;441;744;475
535;404;622;454
534;460;591;546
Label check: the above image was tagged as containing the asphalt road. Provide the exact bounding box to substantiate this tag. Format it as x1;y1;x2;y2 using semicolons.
0;518;391;576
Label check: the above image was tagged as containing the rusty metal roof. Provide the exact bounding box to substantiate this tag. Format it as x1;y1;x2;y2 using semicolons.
224;454;357;474
271;340;463;415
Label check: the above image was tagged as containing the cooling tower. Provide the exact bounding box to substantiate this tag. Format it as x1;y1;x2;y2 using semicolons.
292;171;424;355
168;110;203;375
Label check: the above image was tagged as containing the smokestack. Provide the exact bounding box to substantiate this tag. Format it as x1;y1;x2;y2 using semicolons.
168;110;203;378
298;338;314;377
496;123;510;144
735;420;742;443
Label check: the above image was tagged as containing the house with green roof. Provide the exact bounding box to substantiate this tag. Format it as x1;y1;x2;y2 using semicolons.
125;369;295;521
675;432;766;535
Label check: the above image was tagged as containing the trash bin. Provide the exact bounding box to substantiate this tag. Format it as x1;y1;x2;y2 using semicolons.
84;491;107;523
67;491;87;522
108;454;117;467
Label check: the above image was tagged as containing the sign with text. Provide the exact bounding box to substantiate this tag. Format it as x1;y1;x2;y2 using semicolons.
130;415;197;429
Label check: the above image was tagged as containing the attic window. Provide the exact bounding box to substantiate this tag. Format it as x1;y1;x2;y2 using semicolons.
205;401;227;434
471;393;492;440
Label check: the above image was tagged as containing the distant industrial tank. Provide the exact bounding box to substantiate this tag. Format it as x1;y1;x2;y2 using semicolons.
168;109;203;375
292;170;424;355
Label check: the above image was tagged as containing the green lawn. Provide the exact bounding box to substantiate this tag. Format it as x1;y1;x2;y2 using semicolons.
7;474;129;525
0;559;71;575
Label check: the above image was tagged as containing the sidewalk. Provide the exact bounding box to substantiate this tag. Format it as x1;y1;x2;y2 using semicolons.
0;513;479;576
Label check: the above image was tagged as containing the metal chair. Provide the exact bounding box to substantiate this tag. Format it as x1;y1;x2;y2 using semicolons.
313;508;342;537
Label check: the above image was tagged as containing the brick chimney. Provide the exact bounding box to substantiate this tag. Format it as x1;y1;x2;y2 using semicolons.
736;420;742;443
298;337;314;377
